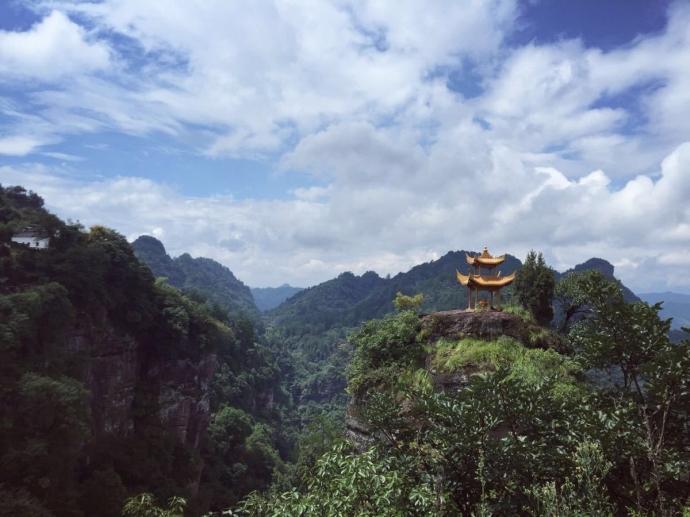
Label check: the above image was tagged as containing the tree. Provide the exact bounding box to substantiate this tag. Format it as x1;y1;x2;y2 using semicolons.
570;275;690;514
394;292;424;313
514;251;555;326
554;270;610;332
234;444;439;516
122;493;186;517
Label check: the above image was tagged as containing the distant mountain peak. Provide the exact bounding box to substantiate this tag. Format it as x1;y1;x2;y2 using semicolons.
569;257;615;278
132;235;167;255
132;235;259;320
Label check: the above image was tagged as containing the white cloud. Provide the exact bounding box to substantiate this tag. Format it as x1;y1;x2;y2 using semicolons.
1;1;690;293
0;10;110;81
2;138;690;292
0;135;47;156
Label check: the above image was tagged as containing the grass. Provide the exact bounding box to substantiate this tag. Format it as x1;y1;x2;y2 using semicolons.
528;327;553;347
431;336;524;372
431;336;580;388
502;304;535;323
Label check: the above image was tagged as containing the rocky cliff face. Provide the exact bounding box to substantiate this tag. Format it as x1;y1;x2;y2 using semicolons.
69;308;216;451
132;235;260;321
346;309;554;449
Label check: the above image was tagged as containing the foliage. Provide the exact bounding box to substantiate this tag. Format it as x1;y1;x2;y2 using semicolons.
569;274;690;514
347;310;423;397
430;337;581;400
554;270;609;332
131;235;261;323
514;250;555;325
234;444;440;516
393;291;424;312
0;184;292;516
238;276;689;515
122;493;186;517
501;303;535;322
529;442;614;516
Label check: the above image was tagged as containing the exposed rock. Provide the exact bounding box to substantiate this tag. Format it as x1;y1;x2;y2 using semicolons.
68;310;216;454
346;309;562;450
68;311;139;438
152;353;217;449
420;309;531;343
345;403;376;451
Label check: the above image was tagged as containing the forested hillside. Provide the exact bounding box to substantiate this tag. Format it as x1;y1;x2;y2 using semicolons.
3;183;687;516
251;284;303;312
131;235;260;322
238;273;690;516
0;186;292;515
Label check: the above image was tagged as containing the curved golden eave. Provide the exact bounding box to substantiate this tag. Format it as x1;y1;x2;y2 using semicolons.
456;270;471;286
456;270;516;288
465;252;507;267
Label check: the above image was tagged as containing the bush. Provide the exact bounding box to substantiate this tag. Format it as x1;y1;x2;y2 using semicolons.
514;250;555;326
347;310;423;396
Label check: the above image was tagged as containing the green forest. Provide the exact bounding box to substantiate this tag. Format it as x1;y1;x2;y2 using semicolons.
1;184;689;516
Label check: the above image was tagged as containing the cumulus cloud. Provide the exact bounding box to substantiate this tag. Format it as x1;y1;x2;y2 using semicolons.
2;137;690;292
1;1;690;292
0;135;48;156
0;10;110;81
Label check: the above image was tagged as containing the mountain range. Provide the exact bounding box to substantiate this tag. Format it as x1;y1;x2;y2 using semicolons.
251;284;304;311
132;235;260;321
132;237;648;340
639;291;690;329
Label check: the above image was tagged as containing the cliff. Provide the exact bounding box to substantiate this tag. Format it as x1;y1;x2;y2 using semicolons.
345;309;563;449
132;235;260;322
68;307;217;448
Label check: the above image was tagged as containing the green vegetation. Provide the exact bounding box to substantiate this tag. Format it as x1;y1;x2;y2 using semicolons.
3;183;689;516
393;291;424;312
131;235;261;323
263;252;522;424
514;250;555;325
501;302;535;322
346;310;423;397
235;443;439;516
431;335;578;382
237;273;690;515
122;493;186;517
0;185;292;515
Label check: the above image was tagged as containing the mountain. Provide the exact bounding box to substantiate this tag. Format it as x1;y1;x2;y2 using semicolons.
638;291;690;329
267;250;523;341
251;284;304;311
132;235;260;321
265;252;644;411
559;257;640;302
0;186;289;515
264;251;523;414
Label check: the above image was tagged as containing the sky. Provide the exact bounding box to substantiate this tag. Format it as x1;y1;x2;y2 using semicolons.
0;0;689;292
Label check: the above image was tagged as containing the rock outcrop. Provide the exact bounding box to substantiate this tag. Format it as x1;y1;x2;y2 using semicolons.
69;309;216;452
420;309;532;343
346;309;557;449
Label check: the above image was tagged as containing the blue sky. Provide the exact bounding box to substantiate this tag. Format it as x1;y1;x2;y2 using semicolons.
1;0;689;292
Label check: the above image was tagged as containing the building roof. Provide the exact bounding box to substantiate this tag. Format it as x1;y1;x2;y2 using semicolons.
465;247;506;267
12;227;49;239
456;270;516;289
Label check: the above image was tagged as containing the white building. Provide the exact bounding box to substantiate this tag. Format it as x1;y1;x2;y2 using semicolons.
11;229;50;249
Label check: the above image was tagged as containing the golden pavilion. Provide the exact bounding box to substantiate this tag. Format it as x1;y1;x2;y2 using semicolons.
456;247;515;310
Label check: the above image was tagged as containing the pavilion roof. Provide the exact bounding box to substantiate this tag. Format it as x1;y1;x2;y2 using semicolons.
465;247;506;267
456;270;516;289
